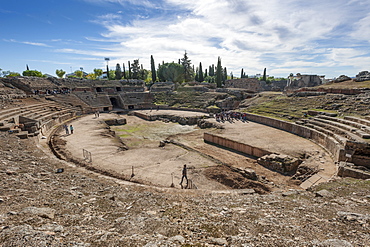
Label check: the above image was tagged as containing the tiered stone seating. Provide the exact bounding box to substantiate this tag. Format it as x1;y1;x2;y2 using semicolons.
74;92;111;109
344;116;370;128
303;120;349;145
0;102;53;122
316;115;370;138
50;94;93;114
307;117;368;142
297;114;370;169
0;101;77;138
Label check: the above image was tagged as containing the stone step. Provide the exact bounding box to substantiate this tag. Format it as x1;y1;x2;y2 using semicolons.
15;131;29;139
344;116;370;128
307;119;361;143
304;121;347;145
300;174;329;189
320;115;370;136
314;117;370;139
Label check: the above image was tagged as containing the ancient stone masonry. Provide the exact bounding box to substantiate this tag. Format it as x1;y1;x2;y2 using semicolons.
334;75;352;83
149;82;175;92
337;162;370;179
354;71;370;82
224;78;262;92
257;154;302;174
286;74;324;91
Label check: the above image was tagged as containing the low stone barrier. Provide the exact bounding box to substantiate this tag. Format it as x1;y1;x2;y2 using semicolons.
203;132;272;158
338;162;370;179
243;113;344;162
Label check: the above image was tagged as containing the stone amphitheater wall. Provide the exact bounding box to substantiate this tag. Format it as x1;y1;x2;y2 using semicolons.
203;132;272;158
243;113;344;161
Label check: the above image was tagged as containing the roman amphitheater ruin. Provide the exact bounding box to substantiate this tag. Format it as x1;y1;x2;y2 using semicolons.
1;76;369;192
1;75;370;246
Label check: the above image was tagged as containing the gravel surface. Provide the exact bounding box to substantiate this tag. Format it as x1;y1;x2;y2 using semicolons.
1;132;369;246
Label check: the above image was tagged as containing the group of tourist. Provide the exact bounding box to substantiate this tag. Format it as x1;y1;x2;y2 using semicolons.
33;88;71;95
63;124;74;135
214;111;248;123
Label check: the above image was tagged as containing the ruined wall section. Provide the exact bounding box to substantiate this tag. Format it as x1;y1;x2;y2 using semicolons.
203;132;272;158
243;113;344;162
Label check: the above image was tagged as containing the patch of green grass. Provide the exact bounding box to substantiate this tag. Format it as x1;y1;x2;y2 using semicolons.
118;134;130;138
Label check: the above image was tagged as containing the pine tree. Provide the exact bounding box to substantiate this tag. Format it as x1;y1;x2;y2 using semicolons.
215;57;222;88
115;63;122;80
181;50;193;82
150;55;156;82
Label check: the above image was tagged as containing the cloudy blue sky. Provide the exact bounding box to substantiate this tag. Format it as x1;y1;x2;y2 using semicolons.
1;0;370;78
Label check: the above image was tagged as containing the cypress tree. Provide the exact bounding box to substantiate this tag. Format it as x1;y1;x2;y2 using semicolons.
241;68;244;78
128;61;131;79
262;68;267;81
215;57;222;88
122;63;126;79
106;65;109;80
204;69;208;78
199;62;204;82
150;55;157;82
195;68;199;82
223;67;227;83
115;63;122;80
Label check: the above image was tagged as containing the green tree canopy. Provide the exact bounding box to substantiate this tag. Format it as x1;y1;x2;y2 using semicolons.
55;69;66;78
108;70;116;80
94;68;103;79
74;70;83;78
23;70;44;77
1;69;20;77
181;51;194;82
158;62;184;83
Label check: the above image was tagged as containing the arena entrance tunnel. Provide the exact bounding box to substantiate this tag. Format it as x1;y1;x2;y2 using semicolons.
110;97;119;108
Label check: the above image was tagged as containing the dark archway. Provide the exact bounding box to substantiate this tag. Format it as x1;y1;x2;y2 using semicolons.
96;87;103;92
110;97;119;107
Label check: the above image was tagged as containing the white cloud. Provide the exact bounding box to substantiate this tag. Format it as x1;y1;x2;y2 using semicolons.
59;0;370;77
4;39;50;47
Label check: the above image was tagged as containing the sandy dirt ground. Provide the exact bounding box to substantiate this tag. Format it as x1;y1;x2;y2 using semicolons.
60;110;336;191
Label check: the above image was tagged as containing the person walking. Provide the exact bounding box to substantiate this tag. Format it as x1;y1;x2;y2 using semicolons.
180;164;188;186
70;125;74;134
64;124;69;135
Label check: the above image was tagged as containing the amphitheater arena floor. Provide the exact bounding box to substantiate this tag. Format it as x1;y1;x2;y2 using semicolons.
60;110;336;190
